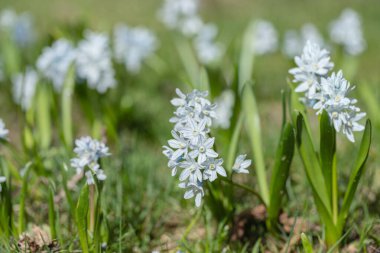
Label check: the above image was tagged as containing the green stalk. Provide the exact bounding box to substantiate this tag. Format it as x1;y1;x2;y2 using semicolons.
226;112;244;171
61;64;75;149
332;157;338;225
18;163;32;235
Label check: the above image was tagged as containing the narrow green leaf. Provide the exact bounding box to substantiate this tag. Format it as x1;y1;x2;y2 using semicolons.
242;83;269;205
175;38;199;88
76;184;89;253
36;83;52;150
337;120;372;233
251;239;261;253
226;111;244;171
238;21;256;92
296;114;331;214
301;233;314;253
358;83;380;128
199;67;210;92
48;185;57;240
61;64;76;149
319;110;336;207
268;123;295;227
18;163;32;235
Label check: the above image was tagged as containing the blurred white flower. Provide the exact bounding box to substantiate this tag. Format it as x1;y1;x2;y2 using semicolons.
0;176;6;192
289;41;334;101
193;23;223;64
232;154;251;174
253;20;278;55
113;24;158;73
301;23;324;47
70;136;110;184
0;119;9;140
214;89;235;129
76;31;116;93
12;67;38;111
37;39;76;91
0;9;35;47
329;8;366;55
283;30;303;58
164;88;227;207
158;0;201;36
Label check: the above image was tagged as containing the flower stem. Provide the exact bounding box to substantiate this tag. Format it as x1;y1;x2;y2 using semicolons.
221;177;266;206
89;184;95;233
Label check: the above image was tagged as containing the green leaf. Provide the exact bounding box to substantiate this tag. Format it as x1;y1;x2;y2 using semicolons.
238;21;256;92
36;83;52;150
319;110;336;207
76;184;90;253
48;184;57;239
295;114;331;214
301;233;314;253
358;83;380;128
242;83;269;205
18;163;32;235
61;64;76;149
199;67;210;92
268;123;295;228
337;120;372;233
175;37;199;88
226;111;244;171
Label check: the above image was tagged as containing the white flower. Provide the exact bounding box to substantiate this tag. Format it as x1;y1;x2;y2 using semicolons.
214;90;235;129
253;20;278;55
283;30;302;58
289;41;334;101
0;176;6;192
12;67;38;111
71;136;110;184
341;110;366;142
193;23;223;64
301;23;324;47
158;0;201;36
203;158;226;182
179;181;204;207
329;8;366;55
164;88;226;207
113;24;158;73
0;119;9;141
76;31;116;93
232;154;251;174
37;39;76;91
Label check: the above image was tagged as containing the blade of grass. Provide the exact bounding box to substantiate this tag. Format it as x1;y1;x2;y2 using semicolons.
76;184;89;253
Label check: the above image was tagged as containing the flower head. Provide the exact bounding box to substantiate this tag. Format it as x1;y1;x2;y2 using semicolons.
12;67;38;111
193;23;223;64
76;31;116;93
253;20;278;55
71;136;110;184
214;90;235;129
0;119;9;141
232;154;252;174
37;39;76;91
329;8;365;55
113;24;158;73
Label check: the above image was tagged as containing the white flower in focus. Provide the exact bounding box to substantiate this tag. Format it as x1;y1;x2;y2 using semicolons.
12;67;38;111
164;88;226;207
283;30;302;58
70;136;110;184
232;154;251;174
37;39;76;91
0;176;6;192
214;90;235;129
193;23;223;65
0;119;9;140
76;31;116;93
329;8;366;55
341;110;366;142
253;20;278;55
179;181;204;207
289;41;334;100
114;24;158;73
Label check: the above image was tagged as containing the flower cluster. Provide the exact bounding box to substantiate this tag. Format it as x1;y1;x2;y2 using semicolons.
12;67;38;111
113;24;158;73
193;24;223;65
0;176;6;192
329;8;365;56
253;20;278;55
76;31;116;93
70;136;110;185
0;9;35;48
36;39;76;91
158;0;201;36
163;89;226;207
0;119;9;141
283;23;324;58
290;42;366;142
